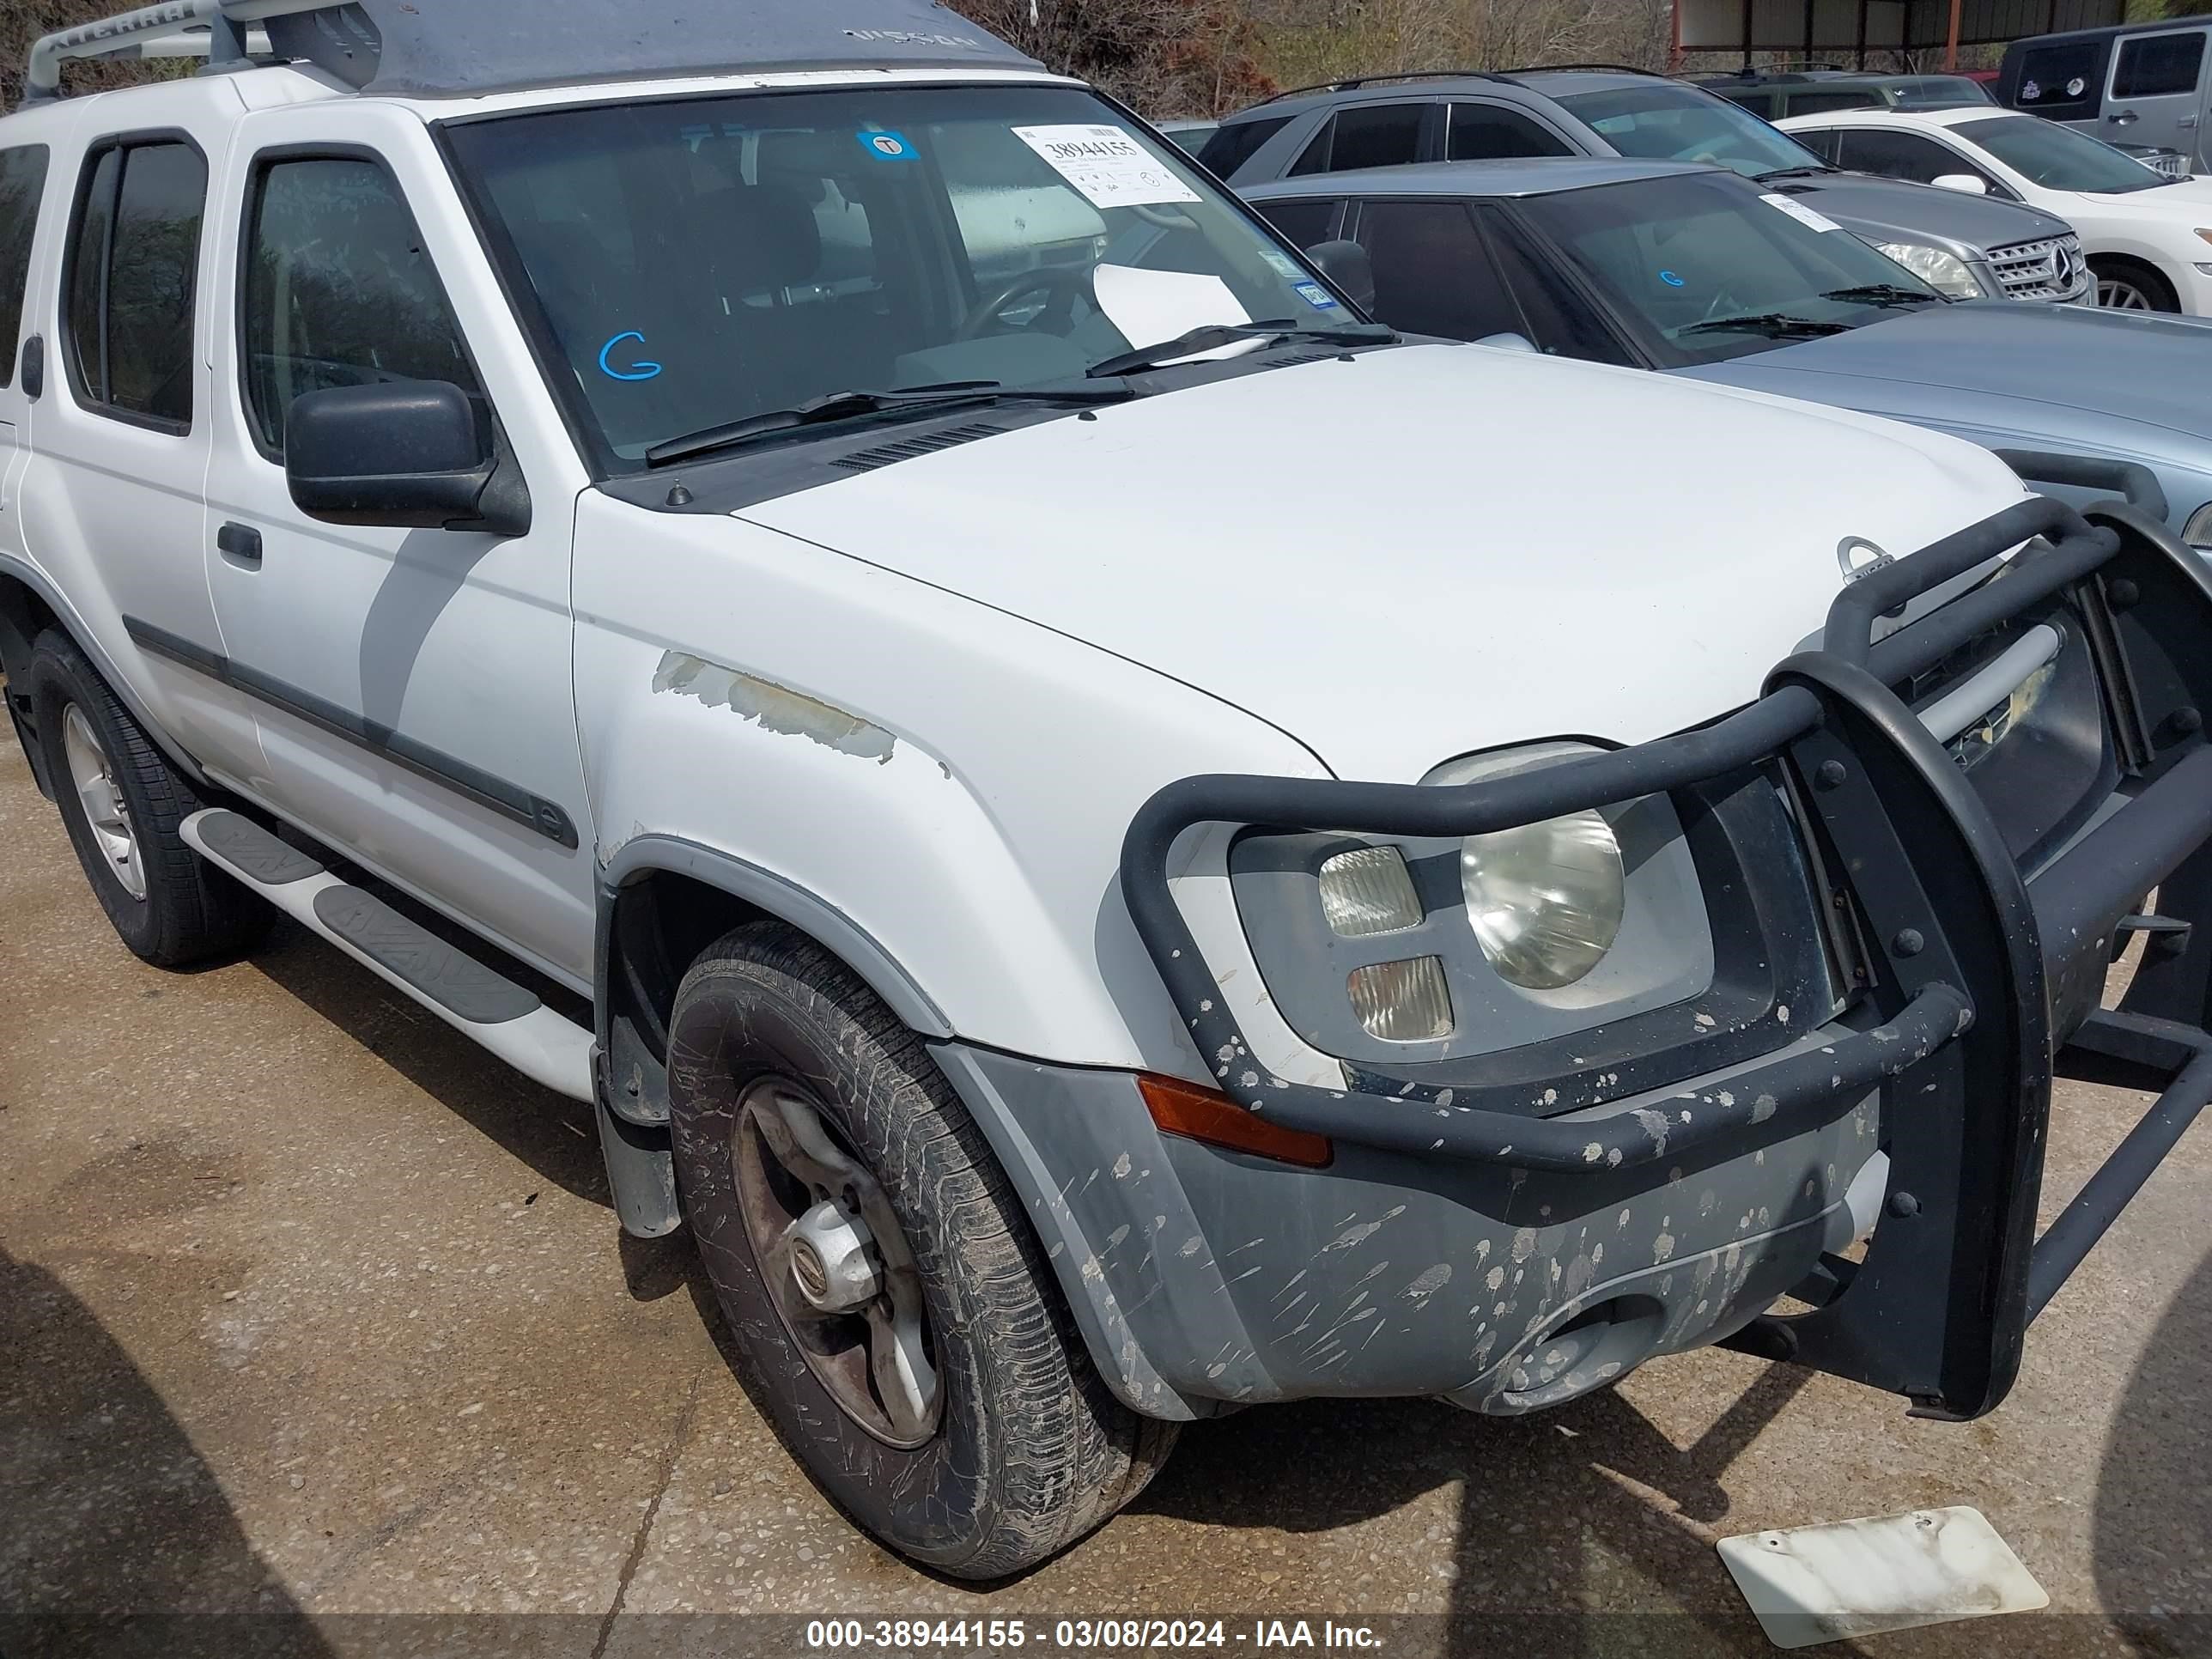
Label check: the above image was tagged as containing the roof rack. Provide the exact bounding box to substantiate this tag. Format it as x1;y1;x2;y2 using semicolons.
1492;63;1668;78
1252;69;1512;105
19;0;1038;109
22;0;317;102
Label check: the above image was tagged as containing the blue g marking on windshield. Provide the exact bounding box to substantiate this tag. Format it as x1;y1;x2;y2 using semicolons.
1658;269;1686;288
599;331;662;381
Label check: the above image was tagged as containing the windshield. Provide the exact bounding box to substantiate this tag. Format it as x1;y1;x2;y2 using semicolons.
443;85;1343;467
1890;76;1996;108
1952;114;2170;194
1554;84;1830;179
1517;171;1942;366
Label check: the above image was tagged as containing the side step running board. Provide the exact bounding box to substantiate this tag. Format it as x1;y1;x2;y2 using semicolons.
180;809;596;1104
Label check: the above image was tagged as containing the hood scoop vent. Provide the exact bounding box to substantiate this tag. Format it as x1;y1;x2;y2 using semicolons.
833;422;1010;474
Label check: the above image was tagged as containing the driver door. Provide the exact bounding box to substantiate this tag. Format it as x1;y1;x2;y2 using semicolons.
199;102;599;986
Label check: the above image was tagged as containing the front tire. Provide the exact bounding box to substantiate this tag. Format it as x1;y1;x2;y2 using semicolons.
2092;256;2179;313
666;921;1174;1578
26;630;271;966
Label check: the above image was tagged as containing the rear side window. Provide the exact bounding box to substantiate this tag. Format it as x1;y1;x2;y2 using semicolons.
1718;89;1778;117
2014;42;2106;117
1195;114;1291;179
64;137;206;428
1352;198;1523;341
1253;197;1339;249
0;144;49;387
2112;31;2207;100
241;155;482;456
1445;103;1571;160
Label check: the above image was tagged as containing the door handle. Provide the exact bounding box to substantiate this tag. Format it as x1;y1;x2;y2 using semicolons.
2180;116;2200;129
19;335;41;401
2111;109;2139;125
216;521;263;567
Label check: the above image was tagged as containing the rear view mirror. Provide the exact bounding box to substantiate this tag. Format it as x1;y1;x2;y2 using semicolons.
1931;173;1990;195
1304;239;1377;314
285;380;529;537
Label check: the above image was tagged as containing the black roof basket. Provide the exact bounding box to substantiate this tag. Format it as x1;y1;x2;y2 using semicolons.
21;0;1038;106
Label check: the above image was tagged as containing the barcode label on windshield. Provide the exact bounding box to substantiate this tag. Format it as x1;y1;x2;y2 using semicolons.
1760;192;1842;233
1012;125;1200;210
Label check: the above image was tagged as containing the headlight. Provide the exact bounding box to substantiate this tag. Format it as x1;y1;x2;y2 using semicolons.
2186;501;2212;552
1428;744;1626;990
1875;241;1985;300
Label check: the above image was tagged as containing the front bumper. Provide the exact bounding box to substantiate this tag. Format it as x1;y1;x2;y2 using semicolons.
1109;496;2212;1422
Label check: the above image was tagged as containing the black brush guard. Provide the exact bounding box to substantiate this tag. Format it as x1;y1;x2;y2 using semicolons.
1120;496;2212;1422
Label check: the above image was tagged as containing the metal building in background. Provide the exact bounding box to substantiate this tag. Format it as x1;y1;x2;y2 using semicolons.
1676;0;2124;70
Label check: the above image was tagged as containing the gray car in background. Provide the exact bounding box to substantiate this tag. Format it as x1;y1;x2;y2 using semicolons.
1243;158;2212;548
1202;67;2094;303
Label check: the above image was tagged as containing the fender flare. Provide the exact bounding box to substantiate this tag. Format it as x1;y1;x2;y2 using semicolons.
0;551;215;791
600;833;953;1040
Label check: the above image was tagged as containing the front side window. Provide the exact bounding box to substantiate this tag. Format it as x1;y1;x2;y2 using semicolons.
242;155;482;454
1555;84;1829;179
64;138;205;428
1253;198;1339;249
1446;103;1571;160
1953;113;2168;193
0;144;49;386
2112;31;2207;100
1517;170;1942;368
1352;199;1524;341
1326;103;1427;172
446;85;1350;468
1833;127;1984;187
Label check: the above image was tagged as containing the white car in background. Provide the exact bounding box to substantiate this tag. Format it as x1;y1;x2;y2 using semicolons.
1779;106;2212;312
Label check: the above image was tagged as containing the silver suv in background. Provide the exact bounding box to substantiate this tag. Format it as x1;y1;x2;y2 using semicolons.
1999;19;2212;176
1200;67;2094;303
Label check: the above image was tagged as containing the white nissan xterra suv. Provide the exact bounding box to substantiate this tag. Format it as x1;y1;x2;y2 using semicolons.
6;0;2212;1582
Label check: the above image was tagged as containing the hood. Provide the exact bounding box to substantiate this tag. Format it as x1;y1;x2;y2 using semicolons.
1773;171;2072;249
1675;301;2212;467
2049;182;2212;226
736;343;2029;782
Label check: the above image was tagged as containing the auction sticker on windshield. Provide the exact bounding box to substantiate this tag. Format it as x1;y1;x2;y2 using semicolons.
1012;124;1201;209
1760;192;1843;234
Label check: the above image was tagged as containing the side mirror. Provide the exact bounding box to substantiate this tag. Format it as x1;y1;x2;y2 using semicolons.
285;380;528;537
1304;239;1376;314
1930;173;1989;195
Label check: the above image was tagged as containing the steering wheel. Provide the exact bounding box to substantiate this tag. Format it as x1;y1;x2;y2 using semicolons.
957;266;1096;341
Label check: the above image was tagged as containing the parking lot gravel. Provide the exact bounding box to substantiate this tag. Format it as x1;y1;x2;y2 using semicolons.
2;732;2206;1659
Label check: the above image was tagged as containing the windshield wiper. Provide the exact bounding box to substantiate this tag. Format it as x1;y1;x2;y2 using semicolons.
1754;164;1837;180
1820;283;1942;307
644;380;1131;468
1085;319;1398;380
1679;312;1854;339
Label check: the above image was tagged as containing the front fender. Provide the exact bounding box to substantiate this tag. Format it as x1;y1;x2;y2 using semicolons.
573;493;1326;1070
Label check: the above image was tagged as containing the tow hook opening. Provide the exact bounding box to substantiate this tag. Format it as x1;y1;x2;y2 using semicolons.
1498;1295;1668;1411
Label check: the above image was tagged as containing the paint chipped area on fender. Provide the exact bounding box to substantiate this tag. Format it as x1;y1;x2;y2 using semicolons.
652;651;896;765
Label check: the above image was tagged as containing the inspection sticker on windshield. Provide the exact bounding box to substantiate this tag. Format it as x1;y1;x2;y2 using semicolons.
1761;192;1843;233
1011;125;1200;209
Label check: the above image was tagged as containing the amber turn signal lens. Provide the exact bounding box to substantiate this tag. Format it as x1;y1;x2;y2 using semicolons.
1137;1074;1334;1169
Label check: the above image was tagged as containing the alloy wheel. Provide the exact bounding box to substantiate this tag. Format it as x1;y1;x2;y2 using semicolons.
731;1077;941;1448
61;702;145;900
